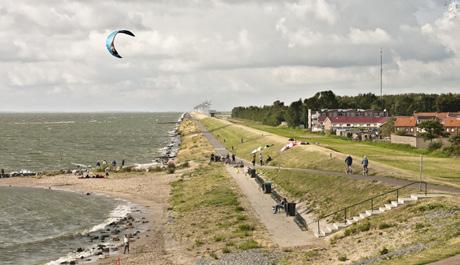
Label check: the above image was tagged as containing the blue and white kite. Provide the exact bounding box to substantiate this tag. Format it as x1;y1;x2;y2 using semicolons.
105;30;135;58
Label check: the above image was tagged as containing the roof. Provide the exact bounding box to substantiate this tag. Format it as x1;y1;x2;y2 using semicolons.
443;118;460;127
395;116;417;127
325;116;389;124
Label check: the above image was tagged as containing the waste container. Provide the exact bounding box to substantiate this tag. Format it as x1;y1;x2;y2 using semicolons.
263;182;272;193
286;202;296;216
249;168;257;178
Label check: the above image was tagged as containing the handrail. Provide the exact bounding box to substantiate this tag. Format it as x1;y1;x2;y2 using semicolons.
315;181;428;237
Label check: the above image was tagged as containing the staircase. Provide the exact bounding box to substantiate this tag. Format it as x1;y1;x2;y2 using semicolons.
312;181;432;238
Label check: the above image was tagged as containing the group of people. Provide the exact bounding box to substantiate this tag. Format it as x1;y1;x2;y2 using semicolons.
209;153;237;164
251;153;272;167
344;155;369;176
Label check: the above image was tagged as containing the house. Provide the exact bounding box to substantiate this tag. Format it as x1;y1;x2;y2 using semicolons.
394;116;417;136
308;109;387;132
443;118;460;135
323;116;389;133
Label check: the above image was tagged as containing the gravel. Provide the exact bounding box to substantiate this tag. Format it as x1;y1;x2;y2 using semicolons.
351;243;427;265
196;249;284;265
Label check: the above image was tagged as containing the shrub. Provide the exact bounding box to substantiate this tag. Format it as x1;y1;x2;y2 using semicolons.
238;224;254;232
378;223;394;230
214;235;225;242
222;247;231;253
238;240;259;250
428;141;442;151
167;167;176;174
357;222;371;232
380;247;389;255
415;223;425;229
338;254;347;262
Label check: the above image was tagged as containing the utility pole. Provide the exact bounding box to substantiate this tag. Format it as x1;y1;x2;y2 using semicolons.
380;48;383;110
419;155;423;190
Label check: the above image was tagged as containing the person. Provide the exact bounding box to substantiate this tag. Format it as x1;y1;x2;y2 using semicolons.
105;167;110;178
0;168;4;178
266;155;272;164
112;160;117;168
210;153;215;162
96;161;101;168
123;234;130;254
345;155;353;175
259;153;263;166
361;156;369;176
121;159;125;168
231;154;236;163
273;198;287;214
252;153;256;167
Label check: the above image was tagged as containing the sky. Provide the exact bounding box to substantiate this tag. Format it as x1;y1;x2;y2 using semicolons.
1;0;460;112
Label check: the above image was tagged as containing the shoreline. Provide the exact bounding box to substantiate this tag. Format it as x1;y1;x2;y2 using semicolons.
0;113;191;265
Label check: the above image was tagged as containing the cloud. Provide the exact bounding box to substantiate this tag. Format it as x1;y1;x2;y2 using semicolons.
0;0;459;112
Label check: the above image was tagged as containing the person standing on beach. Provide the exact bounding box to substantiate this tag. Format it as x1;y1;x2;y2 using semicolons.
105;167;110;178
123;234;130;254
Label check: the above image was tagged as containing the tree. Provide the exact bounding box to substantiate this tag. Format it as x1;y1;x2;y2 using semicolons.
285;99;303;127
379;117;395;137
418;120;446;141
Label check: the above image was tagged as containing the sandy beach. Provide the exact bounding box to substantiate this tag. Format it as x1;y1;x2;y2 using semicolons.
0;168;196;265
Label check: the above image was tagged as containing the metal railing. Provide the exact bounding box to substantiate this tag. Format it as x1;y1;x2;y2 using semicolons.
316;181;428;237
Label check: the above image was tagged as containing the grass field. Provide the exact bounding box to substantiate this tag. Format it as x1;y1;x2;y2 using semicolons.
258;169;416;222
202;117;460;187
171;119;268;258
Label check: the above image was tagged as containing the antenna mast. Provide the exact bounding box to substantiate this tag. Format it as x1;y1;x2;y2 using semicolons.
380;48;383;110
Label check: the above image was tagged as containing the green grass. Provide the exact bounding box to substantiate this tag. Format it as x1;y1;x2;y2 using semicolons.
259;169;406;221
205;117;460;187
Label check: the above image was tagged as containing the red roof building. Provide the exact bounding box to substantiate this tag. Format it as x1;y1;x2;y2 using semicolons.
323;116;389;132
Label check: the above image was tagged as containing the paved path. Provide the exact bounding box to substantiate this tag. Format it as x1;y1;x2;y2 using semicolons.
195;119;321;248
429;255;460;265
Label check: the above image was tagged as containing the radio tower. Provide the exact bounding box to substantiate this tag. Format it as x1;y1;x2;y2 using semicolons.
380;48;383;110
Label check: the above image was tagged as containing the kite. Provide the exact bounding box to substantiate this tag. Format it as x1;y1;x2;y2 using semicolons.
105;30;135;58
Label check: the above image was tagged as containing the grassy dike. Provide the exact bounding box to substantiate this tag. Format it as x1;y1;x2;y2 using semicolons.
229;118;460;187
199;116;460;264
279;196;460;265
170;119;270;259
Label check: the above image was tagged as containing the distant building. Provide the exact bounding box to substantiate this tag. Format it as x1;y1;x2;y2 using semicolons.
308;109;387;132
394;112;460;136
394;116;417;136
323;116;389;133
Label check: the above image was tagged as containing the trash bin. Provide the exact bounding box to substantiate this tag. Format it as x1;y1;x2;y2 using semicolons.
286;202;296;216
263;182;272;193
249;168;257;178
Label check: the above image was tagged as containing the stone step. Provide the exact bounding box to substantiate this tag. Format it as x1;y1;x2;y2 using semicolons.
398;197;414;204
385;204;394;210
333;223;347;230
359;212;371;219
352;216;362;222
391;201;399;207
379;207;387;212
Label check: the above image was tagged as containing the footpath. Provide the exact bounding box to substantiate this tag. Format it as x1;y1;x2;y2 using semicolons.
194;119;321;248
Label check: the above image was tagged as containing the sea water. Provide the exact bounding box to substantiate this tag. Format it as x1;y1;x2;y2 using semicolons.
0;186;120;265
0;112;180;172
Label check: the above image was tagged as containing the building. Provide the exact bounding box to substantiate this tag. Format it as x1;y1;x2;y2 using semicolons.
308;109;388;132
323;116;389;133
394;112;460;136
394;116;417;136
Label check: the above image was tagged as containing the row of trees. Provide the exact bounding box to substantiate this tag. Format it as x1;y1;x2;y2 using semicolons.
231;91;460;127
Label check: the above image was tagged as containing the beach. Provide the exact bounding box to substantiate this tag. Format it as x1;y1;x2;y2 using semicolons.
0;168;196;265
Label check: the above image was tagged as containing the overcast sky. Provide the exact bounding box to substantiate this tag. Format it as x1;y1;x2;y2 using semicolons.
1;0;460;112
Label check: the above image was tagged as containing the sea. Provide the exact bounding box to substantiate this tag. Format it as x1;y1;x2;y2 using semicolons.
0;112;181;265
0;112;181;172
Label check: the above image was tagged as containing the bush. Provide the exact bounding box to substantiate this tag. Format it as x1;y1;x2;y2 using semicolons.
237;240;259;250
428;141;442;151
338;254;347;262
380;247;389;255
238;224;254;232
222;247;231;253
378;223;394;230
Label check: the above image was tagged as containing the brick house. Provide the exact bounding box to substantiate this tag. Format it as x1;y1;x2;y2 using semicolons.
323;116;389;132
394;116;417;136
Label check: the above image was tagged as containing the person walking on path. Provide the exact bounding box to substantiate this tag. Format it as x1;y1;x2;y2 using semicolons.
252;153;256;167
123;234;130;254
345;155;353;175
231;154;236;163
361;156;369;176
259;153;264;166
